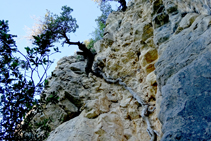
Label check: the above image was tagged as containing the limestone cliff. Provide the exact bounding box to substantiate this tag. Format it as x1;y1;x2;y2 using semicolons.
26;0;211;141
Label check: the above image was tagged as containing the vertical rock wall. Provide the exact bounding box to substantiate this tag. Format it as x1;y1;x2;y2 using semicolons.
45;0;162;140
153;0;211;140
27;0;211;141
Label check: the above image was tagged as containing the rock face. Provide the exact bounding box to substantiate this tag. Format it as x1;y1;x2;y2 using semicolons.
28;0;211;141
153;1;211;140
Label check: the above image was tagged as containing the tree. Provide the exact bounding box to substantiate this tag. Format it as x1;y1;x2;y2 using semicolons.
92;0;127;11
0;5;79;140
85;2;113;50
26;6;78;43
65;41;96;75
36;6;96;76
95;1;113;25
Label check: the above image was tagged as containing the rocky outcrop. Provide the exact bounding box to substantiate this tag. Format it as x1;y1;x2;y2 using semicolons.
25;56;87;139
27;0;211;141
153;1;211;140
29;0;161;140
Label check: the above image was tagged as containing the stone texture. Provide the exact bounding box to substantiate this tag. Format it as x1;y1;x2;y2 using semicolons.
45;0;161;140
25;0;211;141
163;0;211;15
27;56;88;138
69;61;86;73
153;0;211;140
45;112;95;141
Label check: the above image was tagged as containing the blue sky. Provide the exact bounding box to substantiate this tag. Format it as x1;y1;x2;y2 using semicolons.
0;0;103;64
0;0;108;99
0;0;123;97
0;0;123;73
0;0;128;98
0;0;129;121
0;0;105;119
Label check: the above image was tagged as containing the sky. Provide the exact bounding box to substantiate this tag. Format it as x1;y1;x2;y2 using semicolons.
0;0;103;67
0;0;123;74
0;0;128;97
0;0;122;97
0;0;106;120
0;0;129;121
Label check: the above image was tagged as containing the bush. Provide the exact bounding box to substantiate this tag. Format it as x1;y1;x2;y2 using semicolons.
0;5;79;140
85;2;113;49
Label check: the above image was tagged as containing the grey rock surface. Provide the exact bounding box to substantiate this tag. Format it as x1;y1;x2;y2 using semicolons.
46;113;95;141
69;61;86;74
29;55;87;137
155;2;211;140
25;0;211;140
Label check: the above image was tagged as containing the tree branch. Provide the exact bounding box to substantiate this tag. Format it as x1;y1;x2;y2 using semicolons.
35;55;51;88
62;33;96;75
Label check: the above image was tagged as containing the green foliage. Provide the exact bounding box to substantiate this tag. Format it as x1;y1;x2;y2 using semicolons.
34;118;52;140
0;5;78;140
37;5;78;45
76;55;82;61
0;20;35;140
92;0;127;11
46;91;59;104
44;79;49;88
86;2;112;49
34;118;51;131
86;38;95;49
0;19;53;140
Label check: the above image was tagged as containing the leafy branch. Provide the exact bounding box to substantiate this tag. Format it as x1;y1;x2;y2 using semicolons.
0;5;79;140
